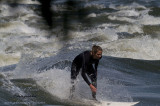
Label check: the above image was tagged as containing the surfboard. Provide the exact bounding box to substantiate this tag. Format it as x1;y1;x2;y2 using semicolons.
63;98;139;106
82;99;139;106
97;101;139;106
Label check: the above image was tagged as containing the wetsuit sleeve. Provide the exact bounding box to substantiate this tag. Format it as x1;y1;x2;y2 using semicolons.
95;61;99;72
81;65;91;85
81;53;91;86
92;61;98;83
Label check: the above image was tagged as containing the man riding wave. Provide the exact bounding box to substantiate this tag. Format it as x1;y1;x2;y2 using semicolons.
70;45;102;100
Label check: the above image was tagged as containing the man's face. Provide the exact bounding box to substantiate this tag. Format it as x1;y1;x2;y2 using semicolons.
93;50;102;59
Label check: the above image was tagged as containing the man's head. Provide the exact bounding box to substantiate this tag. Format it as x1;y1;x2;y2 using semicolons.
91;45;102;59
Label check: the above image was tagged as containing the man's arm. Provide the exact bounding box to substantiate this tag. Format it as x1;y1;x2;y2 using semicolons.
95;60;99;75
81;65;96;93
81;52;91;85
81;64;91;85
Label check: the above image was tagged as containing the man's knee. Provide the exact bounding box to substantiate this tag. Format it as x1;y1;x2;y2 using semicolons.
71;63;77;77
71;63;81;81
71;75;76;80
71;69;79;80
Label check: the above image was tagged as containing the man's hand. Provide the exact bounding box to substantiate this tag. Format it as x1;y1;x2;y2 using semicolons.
89;84;97;93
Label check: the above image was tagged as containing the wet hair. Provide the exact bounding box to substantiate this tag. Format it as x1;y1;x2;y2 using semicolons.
92;45;102;54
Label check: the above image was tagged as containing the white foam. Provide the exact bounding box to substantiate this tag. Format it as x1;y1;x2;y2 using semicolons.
108;3;160;26
108;15;136;23
0;21;50;48
34;68;71;99
117;24;143;34
17;0;40;5
0;21;37;34
32;66;134;102
115;9;140;17
101;35;160;60
1;73;26;96
99;28;118;41
116;2;146;10
138;14;160;25
0;4;34;17
87;13;97;18
0;0;40;5
70;27;118;43
0;4;11;17
0;54;20;67
34;67;138;105
84;3;106;9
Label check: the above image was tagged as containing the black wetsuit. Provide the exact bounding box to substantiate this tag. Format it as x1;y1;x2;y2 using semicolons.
71;51;101;86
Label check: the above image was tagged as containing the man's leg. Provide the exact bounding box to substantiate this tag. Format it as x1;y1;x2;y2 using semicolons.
70;80;75;99
70;63;80;99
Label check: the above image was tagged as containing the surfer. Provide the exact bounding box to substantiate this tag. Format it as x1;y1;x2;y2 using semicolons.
70;45;102;100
